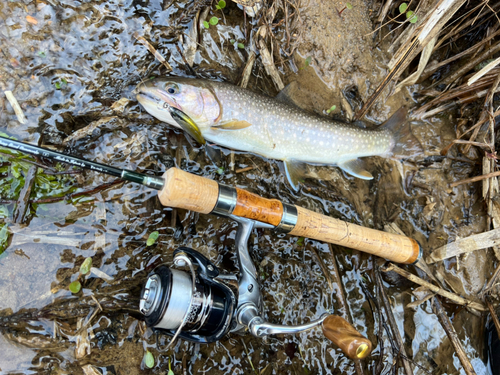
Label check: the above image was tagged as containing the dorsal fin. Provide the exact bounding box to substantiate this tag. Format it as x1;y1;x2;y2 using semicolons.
275;82;312;112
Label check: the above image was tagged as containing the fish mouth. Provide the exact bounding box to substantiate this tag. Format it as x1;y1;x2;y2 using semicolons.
135;83;177;110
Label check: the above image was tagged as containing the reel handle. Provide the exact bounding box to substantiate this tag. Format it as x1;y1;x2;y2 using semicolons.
158;168;421;264
321;315;372;360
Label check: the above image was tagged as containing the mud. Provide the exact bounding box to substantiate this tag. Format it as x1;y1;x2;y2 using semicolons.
0;0;495;374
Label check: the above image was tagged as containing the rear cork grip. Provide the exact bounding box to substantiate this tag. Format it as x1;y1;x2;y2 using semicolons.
322;315;372;360
158;168;219;214
232;188;284;226
289;206;420;264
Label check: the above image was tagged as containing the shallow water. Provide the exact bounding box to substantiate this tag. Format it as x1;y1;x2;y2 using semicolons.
0;0;495;374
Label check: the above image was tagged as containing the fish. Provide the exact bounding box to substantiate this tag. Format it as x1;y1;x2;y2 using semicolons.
135;77;422;189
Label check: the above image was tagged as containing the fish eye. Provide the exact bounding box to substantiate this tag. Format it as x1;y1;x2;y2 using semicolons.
165;83;179;95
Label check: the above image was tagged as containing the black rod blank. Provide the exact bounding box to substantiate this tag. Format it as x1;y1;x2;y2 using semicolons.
0;136;164;190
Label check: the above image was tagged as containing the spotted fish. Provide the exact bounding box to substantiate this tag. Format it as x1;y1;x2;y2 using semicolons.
136;77;422;189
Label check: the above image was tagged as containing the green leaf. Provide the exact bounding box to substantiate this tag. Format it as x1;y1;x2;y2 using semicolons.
37;51;46;58
0;206;8;218
69;280;81;294
216;5;221;9
230;39;235;43
296;237;305;246
399;2;407;13
0;224;9;255
408;13;418;23
0;132;16;139
406;10;414;19
237;43;245;49
147;231;159;246
209;16;218;25
168;357;174;375
304;56;312;67
80;257;92;275
55;82;61;90
346;2;352;9
203;20;210;29
326;105;336;113
218;0;226;8
144;350;155;368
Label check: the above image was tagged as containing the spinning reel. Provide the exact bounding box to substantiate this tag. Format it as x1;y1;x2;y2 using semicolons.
140;216;372;360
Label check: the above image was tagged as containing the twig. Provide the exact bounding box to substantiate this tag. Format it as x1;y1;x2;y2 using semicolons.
485;261;500;292
32;179;124;204
375;267;413;375
236;166;254;173
441;41;500;86
381;263;487;311
4;90;27;124
13;164;37;224
432;297;477;375
241;339;258;375
419;29;500;82
307;243;333;292
441;139;492;158
486;296;500;339
133;32;172;72
240;52;256;88
328;244;365;375
449;170;500;188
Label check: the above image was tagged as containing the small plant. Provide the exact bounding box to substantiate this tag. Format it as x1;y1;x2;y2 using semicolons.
204;1;225;29
203;16;219;29
338;2;353;16
399;3;418;23
69;256;93;294
229;39;245;49
326;105;337;114
144;350;155;369
146;231;159;246
299;56;312;70
167;357;174;375
54;77;68;90
215;0;226;10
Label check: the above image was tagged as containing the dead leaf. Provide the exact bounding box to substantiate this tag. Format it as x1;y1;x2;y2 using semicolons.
26;15;38;24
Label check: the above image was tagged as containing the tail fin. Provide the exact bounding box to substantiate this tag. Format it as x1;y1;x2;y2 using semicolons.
380;106;423;159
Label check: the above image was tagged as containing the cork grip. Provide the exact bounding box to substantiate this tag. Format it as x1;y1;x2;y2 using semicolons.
322;315;372;360
232;188;284;226
289;206;420;264
158;168;219;214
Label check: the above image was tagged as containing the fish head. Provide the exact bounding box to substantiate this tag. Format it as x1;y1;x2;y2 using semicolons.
135;77;220;131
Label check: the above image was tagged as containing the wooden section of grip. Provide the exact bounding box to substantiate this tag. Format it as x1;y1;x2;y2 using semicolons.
232;188;283;226
290;206;420;264
322;315;372;360
158;168;219;214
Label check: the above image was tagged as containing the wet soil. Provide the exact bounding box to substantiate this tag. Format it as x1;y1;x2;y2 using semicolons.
0;0;495;374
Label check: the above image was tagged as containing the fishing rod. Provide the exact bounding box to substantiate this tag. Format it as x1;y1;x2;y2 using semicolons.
0;132;423;359
0;134;422;265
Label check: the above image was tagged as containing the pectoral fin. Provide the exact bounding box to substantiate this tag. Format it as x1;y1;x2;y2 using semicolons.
338;159;373;180
212;120;252;130
169;107;206;145
284;159;308;191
